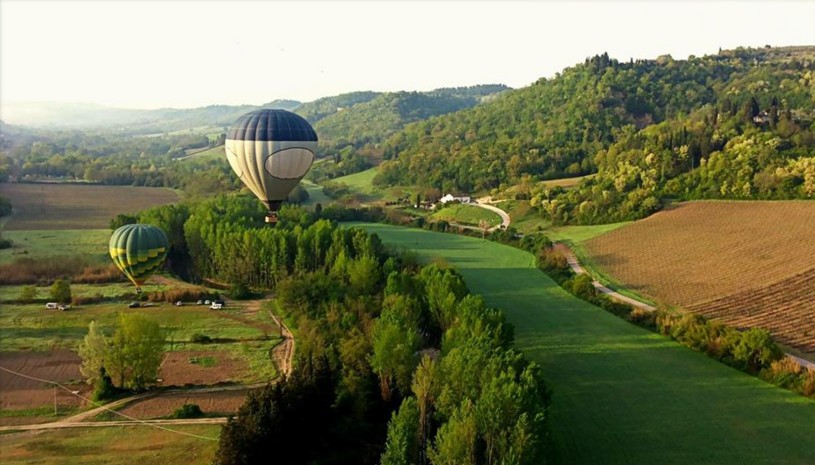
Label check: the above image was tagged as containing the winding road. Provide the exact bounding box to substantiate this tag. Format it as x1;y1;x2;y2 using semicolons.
556;243;815;371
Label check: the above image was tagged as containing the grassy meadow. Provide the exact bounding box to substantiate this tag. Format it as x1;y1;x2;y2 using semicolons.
354;223;815;465
0;229;112;265
0;425;220;465
430;203;501;227
0;300;273;352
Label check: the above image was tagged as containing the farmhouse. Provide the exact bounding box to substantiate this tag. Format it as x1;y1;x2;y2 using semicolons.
439;193;472;204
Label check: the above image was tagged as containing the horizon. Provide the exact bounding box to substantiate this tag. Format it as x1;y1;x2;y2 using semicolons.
1;1;814;112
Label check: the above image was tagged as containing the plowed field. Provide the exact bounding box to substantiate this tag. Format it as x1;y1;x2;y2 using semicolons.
585;201;815;354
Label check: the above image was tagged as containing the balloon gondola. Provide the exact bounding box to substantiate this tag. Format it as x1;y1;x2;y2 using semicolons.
224;109;318;224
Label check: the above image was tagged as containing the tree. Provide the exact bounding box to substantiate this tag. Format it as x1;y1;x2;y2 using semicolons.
78;321;110;386
381;397;420;465
50;279;72;303
18;285;37;302
108;314;165;390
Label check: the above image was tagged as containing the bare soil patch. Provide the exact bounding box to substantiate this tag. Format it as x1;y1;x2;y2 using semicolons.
115;389;253;419
159;350;249;386
0;350;89;411
0;183;179;230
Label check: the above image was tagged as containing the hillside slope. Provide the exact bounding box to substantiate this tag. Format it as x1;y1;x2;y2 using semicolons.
584;200;815;354
375;47;815;216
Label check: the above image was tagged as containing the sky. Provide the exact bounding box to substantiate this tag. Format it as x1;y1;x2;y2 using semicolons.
1;0;814;110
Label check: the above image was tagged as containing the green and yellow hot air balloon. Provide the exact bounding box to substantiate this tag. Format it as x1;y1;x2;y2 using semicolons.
109;224;169;291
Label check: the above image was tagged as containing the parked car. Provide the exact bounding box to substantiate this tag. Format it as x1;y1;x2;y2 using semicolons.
175;301;183;306
197;300;204;305
58;304;71;311
204;300;211;305
45;302;58;310
210;302;223;310
128;302;140;308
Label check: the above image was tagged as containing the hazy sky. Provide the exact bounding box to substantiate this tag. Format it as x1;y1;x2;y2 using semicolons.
2;0;814;109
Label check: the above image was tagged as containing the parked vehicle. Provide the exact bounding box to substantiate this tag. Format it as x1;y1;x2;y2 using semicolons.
210;302;223;310
175;301;183;306
45;302;58;310
128;302;140;308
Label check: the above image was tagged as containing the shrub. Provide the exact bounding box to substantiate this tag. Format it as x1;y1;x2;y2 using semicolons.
190;333;213;343
171;403;203;419
50;279;72;303
18;285;38;302
229;282;252;300
148;287;217;303
93;367;119;401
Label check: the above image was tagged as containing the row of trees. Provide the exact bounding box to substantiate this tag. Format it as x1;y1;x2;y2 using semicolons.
161;201;550;465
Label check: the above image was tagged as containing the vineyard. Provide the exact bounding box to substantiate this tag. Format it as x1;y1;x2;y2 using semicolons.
687;269;815;353
584;201;815;355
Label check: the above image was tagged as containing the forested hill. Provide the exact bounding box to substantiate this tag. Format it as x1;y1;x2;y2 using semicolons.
373;46;815;208
311;85;510;159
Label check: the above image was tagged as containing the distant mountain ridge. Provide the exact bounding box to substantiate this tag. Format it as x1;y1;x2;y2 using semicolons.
0;84;509;136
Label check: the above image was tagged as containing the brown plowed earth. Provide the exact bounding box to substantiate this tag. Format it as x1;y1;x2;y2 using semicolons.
585;201;815;356
158;350;250;386
0;350;90;411
687;268;815;353
114;389;253;419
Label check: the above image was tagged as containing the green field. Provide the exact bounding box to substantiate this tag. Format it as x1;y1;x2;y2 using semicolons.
300;180;332;207
0;301;271;352
430;203;501;227
0;425;220;465
353;223;815;465
0;229;112;265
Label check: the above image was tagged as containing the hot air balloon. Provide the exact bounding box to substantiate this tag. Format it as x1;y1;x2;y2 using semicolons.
225;109;317;224
109;224;169;291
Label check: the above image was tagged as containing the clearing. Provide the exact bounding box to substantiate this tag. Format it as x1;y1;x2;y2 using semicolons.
354;223;815;465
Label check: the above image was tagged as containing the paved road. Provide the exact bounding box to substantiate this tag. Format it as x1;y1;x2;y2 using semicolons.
473;202;511;232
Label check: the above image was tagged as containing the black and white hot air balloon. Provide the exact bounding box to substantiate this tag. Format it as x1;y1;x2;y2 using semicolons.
225;109;317;223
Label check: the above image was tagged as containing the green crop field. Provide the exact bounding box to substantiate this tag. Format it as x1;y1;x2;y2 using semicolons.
0;425;220;465
352;223;815;465
430;203;501;227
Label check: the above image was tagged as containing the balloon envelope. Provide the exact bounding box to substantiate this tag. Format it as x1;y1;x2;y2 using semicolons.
109;224;169;288
224;109;317;222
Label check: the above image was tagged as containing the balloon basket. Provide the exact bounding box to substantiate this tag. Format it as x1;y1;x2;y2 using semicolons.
265;213;279;224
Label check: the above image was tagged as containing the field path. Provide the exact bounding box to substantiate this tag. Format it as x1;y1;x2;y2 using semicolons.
557;243;815;370
473;201;511;231
555;243;656;311
356;223;815;465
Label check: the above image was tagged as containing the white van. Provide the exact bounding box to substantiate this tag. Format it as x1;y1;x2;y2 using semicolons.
45;302;58;309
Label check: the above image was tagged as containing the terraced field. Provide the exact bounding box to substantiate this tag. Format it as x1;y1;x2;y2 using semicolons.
584;201;815;355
